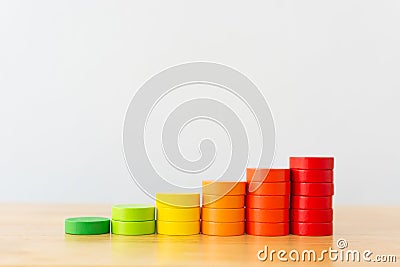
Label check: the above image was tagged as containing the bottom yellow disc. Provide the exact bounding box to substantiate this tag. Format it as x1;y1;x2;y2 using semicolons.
157;220;200;235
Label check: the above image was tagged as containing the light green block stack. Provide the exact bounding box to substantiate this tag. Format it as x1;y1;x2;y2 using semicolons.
111;204;155;235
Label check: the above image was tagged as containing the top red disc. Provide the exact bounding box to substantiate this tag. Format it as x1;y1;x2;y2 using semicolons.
290;157;334;170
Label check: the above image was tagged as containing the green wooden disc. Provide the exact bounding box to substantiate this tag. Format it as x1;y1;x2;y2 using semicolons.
112;204;155;221
111;220;155;235
65;217;110;235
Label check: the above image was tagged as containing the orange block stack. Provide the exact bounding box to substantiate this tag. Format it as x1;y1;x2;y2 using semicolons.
245;169;291;236
201;181;246;236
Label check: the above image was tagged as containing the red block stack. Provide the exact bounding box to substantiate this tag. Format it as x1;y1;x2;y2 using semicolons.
290;157;334;236
245;168;290;236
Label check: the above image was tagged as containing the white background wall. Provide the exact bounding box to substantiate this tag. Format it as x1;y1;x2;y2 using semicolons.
1;0;399;204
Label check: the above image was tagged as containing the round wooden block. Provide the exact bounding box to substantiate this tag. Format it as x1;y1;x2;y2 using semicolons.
202;221;245;236
65;217;110;235
156;193;200;208
246;208;289;223
246;195;290;209
247;182;290;196
246;222;289;236
290;222;333;236
111;220;155;236
202;181;246;195
291;196;333;209
291;182;334;196
290;209;333;223
157;207;200;222
157;221;200;236
246;168;290;183
290;157;334;170
202;194;245;209
291;169;333;183
201;207;245;222
112;204;155;221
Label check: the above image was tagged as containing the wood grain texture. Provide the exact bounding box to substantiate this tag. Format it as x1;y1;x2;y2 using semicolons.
0;204;399;266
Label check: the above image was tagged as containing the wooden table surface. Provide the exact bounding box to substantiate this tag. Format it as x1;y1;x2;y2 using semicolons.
0;204;399;266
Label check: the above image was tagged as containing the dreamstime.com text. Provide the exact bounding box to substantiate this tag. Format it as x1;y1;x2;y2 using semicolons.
257;239;397;263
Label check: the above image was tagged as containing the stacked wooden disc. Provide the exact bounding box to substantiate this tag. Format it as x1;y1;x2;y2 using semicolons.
246;168;290;236
202;181;246;236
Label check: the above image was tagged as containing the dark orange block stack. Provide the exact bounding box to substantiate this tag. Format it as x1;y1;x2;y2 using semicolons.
201;181;246;236
245;169;290;236
290;157;334;236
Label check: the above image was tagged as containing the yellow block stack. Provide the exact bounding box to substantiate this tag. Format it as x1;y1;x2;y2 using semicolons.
156;193;200;235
